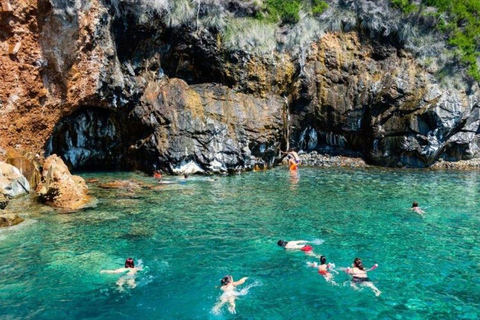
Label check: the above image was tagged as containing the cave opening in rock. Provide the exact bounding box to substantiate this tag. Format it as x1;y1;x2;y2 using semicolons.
44;108;126;171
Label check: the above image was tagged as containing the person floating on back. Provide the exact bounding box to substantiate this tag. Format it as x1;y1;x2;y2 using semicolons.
343;257;381;296
100;258;141;291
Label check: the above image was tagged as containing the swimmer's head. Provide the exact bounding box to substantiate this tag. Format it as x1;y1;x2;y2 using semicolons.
412;201;419;207
221;275;232;286
277;240;287;247
125;258;134;268
354;257;364;270
320;256;327;264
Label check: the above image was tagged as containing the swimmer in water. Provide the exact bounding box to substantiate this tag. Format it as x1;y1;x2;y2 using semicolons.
308;255;337;282
153;170;162;180
344;257;381;296
100;258;141;291
277;240;318;257
411;201;425;215
213;275;248;314
281;148;301;164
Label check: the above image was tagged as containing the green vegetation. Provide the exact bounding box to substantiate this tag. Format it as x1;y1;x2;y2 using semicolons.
311;0;329;16
391;0;418;13
392;0;480;81
256;0;328;24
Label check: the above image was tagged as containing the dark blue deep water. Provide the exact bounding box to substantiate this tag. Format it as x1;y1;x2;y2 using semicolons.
1;168;479;319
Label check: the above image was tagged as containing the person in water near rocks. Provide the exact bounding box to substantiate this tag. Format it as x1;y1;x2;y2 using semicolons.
100;258;141;291
153;170;162;180
212;275;249;314
411;201;425;215
288;157;298;171
281;148;301;164
277;240;317;256
344;257;381;296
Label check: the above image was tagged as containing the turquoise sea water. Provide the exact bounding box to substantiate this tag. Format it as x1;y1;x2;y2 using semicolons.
1;167;480;319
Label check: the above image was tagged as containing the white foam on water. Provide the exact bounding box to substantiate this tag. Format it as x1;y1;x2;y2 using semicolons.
311;238;325;245
234;280;262;296
211;281;262;315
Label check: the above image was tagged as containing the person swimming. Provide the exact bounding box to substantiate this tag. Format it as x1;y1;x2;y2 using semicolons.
316;256;333;279
344;257;381;296
153;170;162;180
411;201;425;215
100;258;141;291
308;255;338;283
277;240;317;257
212;275;249;314
281;149;301;164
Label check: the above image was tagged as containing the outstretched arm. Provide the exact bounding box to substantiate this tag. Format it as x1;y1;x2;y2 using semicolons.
100;268;127;274
367;264;378;272
232;277;248;286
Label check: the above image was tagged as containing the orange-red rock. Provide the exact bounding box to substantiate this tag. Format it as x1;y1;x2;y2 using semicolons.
36;154;90;210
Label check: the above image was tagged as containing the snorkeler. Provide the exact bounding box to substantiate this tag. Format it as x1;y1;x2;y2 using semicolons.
212;275;249;314
344;257;381;296
411;201;425;215
277;240;317;257
100;258;141;291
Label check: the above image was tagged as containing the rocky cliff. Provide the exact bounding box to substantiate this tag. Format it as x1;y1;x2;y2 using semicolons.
1;0;479;173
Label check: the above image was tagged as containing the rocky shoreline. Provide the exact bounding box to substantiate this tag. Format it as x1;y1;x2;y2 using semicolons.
289;152;480;171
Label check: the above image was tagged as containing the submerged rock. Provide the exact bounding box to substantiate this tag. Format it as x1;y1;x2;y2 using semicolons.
36;155;90;210
98;180;142;190
0;214;24;227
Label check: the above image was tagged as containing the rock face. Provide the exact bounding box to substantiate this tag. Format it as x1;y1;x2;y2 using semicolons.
0;161;30;198
291;33;480;167
0;193;9;210
36;155;90;210
1;0;480;171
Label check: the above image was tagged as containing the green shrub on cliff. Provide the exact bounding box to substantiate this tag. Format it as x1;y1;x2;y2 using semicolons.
391;0;480;81
311;0;329;16
255;0;328;24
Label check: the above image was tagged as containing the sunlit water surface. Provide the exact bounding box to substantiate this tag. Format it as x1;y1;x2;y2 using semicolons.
1;168;480;319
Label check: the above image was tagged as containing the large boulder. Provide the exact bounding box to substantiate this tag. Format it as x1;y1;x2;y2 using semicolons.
5;148;42;189
0;161;30;198
0;214;25;228
36;155;90;210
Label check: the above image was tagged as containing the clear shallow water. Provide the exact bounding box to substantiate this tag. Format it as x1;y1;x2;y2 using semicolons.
1;168;480;319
